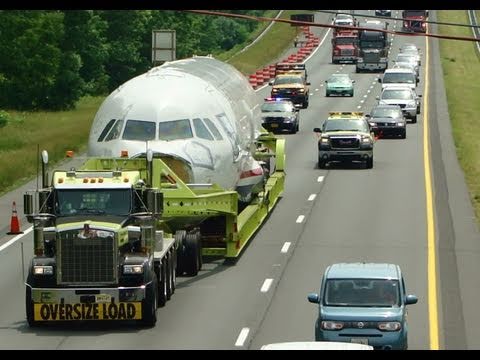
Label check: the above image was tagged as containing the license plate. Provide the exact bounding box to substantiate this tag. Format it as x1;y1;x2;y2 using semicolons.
270;123;279;128
351;338;369;345
95;294;111;303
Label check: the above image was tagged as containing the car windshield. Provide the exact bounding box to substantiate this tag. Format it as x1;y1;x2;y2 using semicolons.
396;55;416;63
324;119;368;132
381;89;413;100
261;102;294;112
371;108;402;118
324;279;400;307
274;76;303;85
383;73;415;84
328;75;351;84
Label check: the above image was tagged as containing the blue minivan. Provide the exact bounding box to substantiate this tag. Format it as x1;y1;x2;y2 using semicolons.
307;263;418;350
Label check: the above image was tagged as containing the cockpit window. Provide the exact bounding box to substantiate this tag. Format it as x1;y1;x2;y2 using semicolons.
203;118;223;140
158;119;193;141
122;120;156;141
104;119;124;142
97;119;116;142
193;118;214;140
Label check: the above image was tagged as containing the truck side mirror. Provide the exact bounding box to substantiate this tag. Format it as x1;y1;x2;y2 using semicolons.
376;96;380;100
306;82;311;86
268;80;274;86
378;78;382;83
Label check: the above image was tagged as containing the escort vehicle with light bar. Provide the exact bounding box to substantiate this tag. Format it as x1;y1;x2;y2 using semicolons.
269;72;310;109
313;112;374;169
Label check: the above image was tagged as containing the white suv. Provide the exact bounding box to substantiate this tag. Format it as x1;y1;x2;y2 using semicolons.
379;68;417;90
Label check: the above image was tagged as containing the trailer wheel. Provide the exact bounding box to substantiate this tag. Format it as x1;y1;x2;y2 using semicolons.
25;285;38;327
175;230;187;276
166;254;172;300
195;231;203;271
170;250;176;294
158;261;168;307
183;233;200;276
142;273;158;327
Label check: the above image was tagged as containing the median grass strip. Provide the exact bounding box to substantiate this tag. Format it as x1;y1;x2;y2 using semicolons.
438;10;480;221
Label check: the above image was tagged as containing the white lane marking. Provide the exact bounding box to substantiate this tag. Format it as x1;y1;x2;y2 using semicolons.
370;85;374;89
296;215;305;223
310;93;314;95
317;176;324;182
367;89;371;93
357;105;362;109
372;81;376;85
0;226;33;252
320;84;324;87
235;328;250;347
260;278;274;293
336;70;339;73
360;100;365;103
315;88;319;91
363;94;368;98
281;242;291;253
308;194;316;201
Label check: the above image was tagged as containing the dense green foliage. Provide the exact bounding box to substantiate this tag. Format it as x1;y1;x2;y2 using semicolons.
0;10;268;111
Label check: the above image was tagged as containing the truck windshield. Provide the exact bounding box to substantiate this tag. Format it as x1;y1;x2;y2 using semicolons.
404;10;427;17
334;38;356;45
324;279;400;307
360;41;384;48
56;189;131;216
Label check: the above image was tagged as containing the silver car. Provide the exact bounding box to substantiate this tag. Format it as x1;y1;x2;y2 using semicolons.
376;86;422;123
392;61;419;82
396;53;421;68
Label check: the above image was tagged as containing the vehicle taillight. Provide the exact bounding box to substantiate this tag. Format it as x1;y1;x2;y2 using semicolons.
404;21;408;27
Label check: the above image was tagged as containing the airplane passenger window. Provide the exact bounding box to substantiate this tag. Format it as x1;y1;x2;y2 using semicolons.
192;118;214;140
122;120;156;141
104;119;124;142
97;119;116;142
203;118;224;140
158;119;193;141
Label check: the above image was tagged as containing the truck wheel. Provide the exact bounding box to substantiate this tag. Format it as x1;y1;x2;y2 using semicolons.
157;262;168;307
195;231;203;271
366;156;374;169
411;115;417;124
303;99;309;109
165;254;172;300
184;233;200;277
25;285;38;327
356;67;360;73
142;273;158;327
170;250;176;294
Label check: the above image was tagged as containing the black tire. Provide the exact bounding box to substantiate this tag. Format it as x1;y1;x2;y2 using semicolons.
318;157;326;169
326;92;330;97
142;273;158;327
350;91;354;97
417;106;421;114
400;130;406;139
165;254;172;300
296;122;300;132
411;115;417;124
303;99;309;109
157;262;168;307
25;285;38;327
195;231;203;271
183;233;200;277
356;67;360;73
174;230;187;276
366;156;373;169
170;250;176;294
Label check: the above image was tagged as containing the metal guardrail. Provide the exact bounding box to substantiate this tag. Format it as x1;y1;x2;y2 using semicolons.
467;10;480;56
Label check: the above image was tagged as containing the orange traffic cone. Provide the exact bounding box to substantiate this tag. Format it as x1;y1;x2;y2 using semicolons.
7;201;23;235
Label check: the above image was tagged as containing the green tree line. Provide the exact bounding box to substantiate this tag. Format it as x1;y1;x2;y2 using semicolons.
0;10;267;111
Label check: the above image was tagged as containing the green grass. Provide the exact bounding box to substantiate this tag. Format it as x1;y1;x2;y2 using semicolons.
438;10;480;221
0;96;103;195
0;10;314;196
227;10;315;75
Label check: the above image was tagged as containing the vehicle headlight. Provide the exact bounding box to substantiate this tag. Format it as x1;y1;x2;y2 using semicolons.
357;58;364;63
380;58;388;63
321;321;344;330
362;137;371;143
408;101;416;107
378;322;402;331
272;89;278;93
298;88;305;93
369;122;376;126
321;137;329;143
123;264;144;274
33;265;54;275
397;122;405;126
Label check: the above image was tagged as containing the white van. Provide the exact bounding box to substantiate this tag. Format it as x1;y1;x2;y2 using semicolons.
261;341;374;350
379;68;417;90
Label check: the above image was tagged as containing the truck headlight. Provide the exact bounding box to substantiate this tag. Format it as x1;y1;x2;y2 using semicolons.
362;137;371;143
357;58;363;63
298;88;305;93
321;138;329;144
321;321;344;330
33;265;54;275
378;322;402;331
123;265;144;274
397;122;405;126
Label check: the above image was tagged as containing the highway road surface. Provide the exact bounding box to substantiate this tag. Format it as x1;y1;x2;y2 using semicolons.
0;10;479;350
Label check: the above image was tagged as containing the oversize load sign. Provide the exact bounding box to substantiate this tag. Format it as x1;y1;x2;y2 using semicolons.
34;302;142;321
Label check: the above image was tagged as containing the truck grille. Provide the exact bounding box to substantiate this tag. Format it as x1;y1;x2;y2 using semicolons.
264;116;286;123
363;52;380;62
276;89;297;95
330;137;360;149
58;229;117;285
341;49;354;56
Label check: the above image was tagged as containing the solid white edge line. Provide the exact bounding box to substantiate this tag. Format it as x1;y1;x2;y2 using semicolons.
0;226;33;252
317;176;324;182
281;242;291;253
296;215;305;223
260;278;274;293
235;328;250;347
308;194;316;201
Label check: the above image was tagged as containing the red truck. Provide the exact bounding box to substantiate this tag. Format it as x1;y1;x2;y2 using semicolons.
331;29;359;64
402;10;429;33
